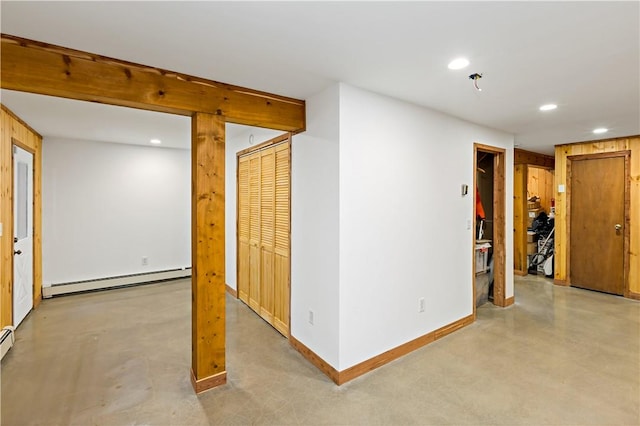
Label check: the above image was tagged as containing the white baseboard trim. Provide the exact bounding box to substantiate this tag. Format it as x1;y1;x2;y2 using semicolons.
1;326;15;361
42;268;192;298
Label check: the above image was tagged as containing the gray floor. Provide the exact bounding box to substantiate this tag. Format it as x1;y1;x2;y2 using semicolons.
1;275;639;425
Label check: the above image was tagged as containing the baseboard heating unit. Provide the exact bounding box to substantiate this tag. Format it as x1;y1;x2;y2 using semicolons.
42;268;192;298
1;326;15;361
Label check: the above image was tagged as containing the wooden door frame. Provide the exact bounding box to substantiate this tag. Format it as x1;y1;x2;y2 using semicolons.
566;151;631;296
10;138;37;324
473;144;508;315
236;133;292;336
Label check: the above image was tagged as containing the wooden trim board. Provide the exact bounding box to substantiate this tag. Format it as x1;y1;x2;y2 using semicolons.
1;35;305;132
236;133;290;157
289;335;340;384
1;104;42;139
225;284;237;298
290;314;474;386
190;369;227;394
514;148;555;168
626;292;640;301
503;296;515;307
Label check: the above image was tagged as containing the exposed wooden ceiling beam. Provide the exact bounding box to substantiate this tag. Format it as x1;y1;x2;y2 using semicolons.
0;34;306;132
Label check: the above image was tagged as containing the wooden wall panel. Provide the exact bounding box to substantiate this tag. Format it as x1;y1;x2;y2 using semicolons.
513;164;527;274
554;136;639;296
0;105;42;328
515;148;555;168
527;166;554;213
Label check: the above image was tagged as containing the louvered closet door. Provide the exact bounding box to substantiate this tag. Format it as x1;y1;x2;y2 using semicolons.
237;139;290;337
273;143;290;335
259;149;275;323
237;156;250;304
248;153;261;312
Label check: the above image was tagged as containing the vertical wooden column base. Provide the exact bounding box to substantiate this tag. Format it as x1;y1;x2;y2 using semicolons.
191;369;227;394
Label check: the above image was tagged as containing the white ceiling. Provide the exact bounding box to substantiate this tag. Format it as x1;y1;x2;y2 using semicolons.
1;1;638;155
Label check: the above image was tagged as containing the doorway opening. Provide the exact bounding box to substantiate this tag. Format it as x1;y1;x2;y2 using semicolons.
473;144;508;312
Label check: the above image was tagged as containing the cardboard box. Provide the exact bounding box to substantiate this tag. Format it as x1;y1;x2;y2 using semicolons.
527;200;541;210
527;231;536;243
527;208;544;228
527;241;537;255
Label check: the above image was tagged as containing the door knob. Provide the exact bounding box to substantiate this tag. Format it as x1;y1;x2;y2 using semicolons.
14;250;22;255
615;224;622;231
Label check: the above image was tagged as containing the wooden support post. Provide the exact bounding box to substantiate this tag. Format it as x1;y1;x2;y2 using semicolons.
191;112;226;393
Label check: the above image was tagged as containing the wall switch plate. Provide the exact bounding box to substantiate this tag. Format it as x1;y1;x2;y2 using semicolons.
461;184;469;196
558;184;565;193
308;310;314;325
142;256;148;266
419;297;425;313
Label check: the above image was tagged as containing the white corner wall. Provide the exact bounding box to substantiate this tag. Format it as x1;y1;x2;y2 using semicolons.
290;84;341;368
338;83;514;370
42;138;191;286
224;126;284;291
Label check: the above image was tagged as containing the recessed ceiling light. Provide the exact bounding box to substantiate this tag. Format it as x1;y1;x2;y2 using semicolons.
448;58;470;70
539;104;557;111
150;139;162;145
593;128;608;134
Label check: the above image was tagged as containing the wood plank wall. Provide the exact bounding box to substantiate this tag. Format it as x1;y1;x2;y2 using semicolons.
527;166;554;213
554;136;640;296
0;104;43;327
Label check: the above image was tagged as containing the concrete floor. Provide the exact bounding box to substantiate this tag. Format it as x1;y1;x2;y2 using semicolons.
1;275;639;425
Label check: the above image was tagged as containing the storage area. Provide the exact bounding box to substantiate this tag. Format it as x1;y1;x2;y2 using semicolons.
475;153;494;307
513;149;556;276
237;139;291;336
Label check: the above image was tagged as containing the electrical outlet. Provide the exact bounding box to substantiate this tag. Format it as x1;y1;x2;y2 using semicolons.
419;297;425;313
142;256;148;266
308;310;314;325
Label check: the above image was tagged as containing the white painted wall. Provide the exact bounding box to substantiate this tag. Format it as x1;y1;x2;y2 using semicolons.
42;138;191;286
223;82;514;373
224;126;283;291
337;83;514;370
290;84;341;368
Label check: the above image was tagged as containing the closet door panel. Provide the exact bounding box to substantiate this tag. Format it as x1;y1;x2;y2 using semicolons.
248;153;261;312
273;143;290;332
237;156;250;303
260;149;276;322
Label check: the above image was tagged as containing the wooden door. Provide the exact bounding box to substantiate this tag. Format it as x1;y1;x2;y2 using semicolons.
259;149;275;323
569;155;626;295
273;143;290;334
237;137;290;336
237;156;250;304
248;153;261;312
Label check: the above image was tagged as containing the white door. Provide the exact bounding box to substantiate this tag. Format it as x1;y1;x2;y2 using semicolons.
13;145;34;327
